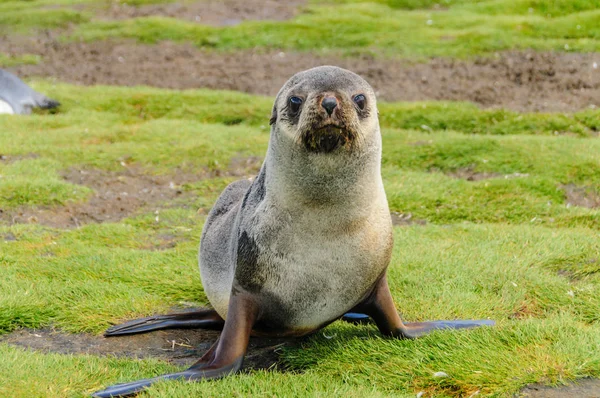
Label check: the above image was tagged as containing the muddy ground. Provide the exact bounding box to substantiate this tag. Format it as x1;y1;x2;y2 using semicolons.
1;36;598;113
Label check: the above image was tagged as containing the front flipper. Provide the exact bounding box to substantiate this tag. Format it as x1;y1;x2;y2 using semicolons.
356;276;494;339
92;358;242;398
105;309;224;336
93;295;258;397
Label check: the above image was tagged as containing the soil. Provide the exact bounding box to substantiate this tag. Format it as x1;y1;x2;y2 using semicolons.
446;167;502;181
87;0;306;26
0;319;291;371
562;183;600;209
0;166;207;229
445;167;532;181
0;154;263;229
519;379;600;397
390;212;427;226
1;37;599;112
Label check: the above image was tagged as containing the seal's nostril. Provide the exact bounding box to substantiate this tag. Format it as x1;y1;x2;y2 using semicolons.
321;96;338;116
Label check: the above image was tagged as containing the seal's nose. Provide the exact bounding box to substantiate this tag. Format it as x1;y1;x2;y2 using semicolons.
321;96;338;116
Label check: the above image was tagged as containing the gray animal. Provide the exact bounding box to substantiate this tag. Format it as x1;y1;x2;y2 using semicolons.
0;69;60;114
93;66;493;398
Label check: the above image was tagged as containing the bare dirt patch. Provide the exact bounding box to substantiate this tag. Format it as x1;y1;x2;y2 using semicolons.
2;36;599;112
562;183;600;209
0;153;40;163
1;324;290;371
0;167;204;229
0;155;263;229
87;0;306;26
444;167;532;182
519;379;600;397
390;212;427;226
446;167;502;181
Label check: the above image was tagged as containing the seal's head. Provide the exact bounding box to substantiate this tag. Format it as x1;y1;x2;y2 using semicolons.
270;66;378;154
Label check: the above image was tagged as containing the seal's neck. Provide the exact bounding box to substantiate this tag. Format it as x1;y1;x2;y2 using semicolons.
264;129;385;211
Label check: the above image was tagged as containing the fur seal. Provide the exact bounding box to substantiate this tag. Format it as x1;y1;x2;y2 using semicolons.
93;66;493;397
0;69;60;115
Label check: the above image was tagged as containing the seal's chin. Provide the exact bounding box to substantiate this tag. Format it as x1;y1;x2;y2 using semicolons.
302;125;355;154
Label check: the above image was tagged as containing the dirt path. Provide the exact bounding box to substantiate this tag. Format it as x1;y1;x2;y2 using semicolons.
2;36;599;112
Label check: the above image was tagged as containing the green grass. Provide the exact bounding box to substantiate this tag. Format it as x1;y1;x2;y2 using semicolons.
15;82;600;136
0;81;599;397
67;2;599;57
0;53;41;67
0;158;92;207
1;0;599;56
1;222;599;396
0;6;89;33
1;1;600;394
1;82;599;225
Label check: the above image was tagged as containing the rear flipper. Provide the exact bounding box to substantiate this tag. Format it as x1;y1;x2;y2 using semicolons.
342;312;493;337
352;277;494;339
104;309;224;337
402;319;495;338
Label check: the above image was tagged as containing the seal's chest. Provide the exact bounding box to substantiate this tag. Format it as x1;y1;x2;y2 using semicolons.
243;223;389;330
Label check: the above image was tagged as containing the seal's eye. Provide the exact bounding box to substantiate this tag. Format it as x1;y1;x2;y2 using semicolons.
289;96;303;113
353;94;366;110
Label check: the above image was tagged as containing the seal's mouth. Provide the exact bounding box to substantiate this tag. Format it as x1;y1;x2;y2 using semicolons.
301;123;356;153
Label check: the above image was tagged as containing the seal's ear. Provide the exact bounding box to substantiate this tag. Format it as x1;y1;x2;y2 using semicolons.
269;106;277;126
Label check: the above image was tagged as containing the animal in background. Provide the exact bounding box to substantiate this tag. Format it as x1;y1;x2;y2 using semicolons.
0;69;60;114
